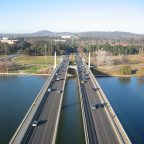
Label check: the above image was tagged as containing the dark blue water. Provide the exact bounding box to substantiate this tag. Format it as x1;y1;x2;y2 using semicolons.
97;77;144;144
0;76;47;144
56;77;85;144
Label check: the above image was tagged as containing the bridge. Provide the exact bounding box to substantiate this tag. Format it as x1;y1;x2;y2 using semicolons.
9;54;131;144
9;55;69;144
76;54;131;144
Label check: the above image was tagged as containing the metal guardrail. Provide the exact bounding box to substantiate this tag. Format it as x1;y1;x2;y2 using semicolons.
9;64;61;144
76;65;89;144
83;61;131;144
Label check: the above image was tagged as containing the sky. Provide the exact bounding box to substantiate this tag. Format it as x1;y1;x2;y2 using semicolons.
0;0;144;34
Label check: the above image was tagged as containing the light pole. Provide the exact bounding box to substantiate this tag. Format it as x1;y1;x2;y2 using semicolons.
88;51;91;68
54;51;56;69
4;44;8;73
44;44;47;56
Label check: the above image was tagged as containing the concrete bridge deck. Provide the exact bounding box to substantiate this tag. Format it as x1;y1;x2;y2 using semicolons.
10;53;131;144
9;56;69;144
76;54;131;144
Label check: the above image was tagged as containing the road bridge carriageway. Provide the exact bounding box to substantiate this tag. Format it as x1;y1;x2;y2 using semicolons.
10;54;131;144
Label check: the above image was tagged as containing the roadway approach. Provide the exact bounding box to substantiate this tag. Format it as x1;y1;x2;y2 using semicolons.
76;54;131;144
9;55;69;144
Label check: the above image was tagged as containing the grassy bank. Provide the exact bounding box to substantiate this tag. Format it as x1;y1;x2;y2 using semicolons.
9;55;60;74
13;55;60;65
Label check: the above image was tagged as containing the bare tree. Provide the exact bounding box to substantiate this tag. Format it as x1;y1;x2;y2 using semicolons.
95;49;113;65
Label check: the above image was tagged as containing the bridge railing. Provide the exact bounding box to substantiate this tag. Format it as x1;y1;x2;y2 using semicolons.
83;60;131;144
9;63;61;144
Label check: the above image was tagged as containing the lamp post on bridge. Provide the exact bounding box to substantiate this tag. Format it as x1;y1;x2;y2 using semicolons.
54;50;57;69
88;51;91;68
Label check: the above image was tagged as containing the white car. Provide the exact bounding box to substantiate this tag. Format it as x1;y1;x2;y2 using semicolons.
47;88;52;92
91;104;96;110
32;120;38;127
81;80;84;83
56;78;60;81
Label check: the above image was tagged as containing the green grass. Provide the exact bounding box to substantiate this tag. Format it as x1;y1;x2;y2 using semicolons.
0;54;7;58
24;65;48;73
8;65;49;74
13;55;60;65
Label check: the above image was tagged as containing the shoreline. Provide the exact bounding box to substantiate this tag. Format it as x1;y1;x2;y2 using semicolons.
95;74;144;78
0;73;143;78
0;72;50;76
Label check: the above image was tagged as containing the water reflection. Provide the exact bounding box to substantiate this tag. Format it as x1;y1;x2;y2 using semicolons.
118;77;131;84
56;78;85;144
137;77;144;85
0;76;47;144
97;77;144;144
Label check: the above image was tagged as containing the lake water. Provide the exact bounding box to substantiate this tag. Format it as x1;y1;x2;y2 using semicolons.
56;77;85;144
1;75;143;144
97;77;144;144
0;76;47;144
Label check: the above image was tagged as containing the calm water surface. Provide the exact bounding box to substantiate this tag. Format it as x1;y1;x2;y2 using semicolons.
0;76;47;144
56;77;85;144
2;75;143;144
97;77;144;144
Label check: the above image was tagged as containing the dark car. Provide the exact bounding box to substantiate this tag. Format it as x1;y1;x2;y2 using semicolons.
96;104;100;109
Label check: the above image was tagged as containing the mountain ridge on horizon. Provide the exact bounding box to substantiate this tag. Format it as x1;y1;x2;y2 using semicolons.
0;30;144;38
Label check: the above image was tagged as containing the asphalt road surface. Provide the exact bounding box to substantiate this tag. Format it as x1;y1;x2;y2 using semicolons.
21;56;69;144
76;55;120;144
0;54;20;62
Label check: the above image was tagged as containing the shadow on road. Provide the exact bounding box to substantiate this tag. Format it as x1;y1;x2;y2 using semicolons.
38;120;47;126
62;102;79;110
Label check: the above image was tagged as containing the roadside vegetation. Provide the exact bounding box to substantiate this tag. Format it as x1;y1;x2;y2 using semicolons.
89;54;144;77
0;37;77;74
119;65;132;75
12;55;61;74
0;35;143;76
137;67;144;77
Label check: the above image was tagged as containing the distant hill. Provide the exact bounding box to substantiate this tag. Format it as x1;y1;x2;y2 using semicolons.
31;30;54;36
0;30;143;39
77;31;144;39
0;30;55;37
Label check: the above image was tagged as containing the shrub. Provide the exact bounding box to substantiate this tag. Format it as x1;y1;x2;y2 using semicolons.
137;67;144;77
119;65;132;75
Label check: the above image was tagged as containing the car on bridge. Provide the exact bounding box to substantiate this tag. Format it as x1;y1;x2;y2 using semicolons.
91;104;97;110
48;88;52;92
81;80;85;84
93;87;99;91
56;78;60;81
99;103;104;108
91;104;100;110
32;121;39;127
57;90;63;94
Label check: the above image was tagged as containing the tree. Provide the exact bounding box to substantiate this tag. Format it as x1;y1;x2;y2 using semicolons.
137;67;144;77
119;65;132;75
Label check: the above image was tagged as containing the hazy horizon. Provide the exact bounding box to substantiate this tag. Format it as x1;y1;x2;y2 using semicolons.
0;0;144;34
0;30;144;35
